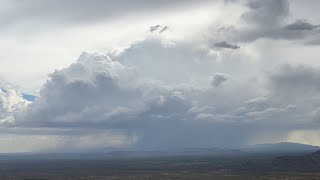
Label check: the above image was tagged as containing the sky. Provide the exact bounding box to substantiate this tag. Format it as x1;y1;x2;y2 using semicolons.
1;0;320;153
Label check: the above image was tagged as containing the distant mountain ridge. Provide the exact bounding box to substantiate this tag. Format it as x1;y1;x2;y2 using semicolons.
101;142;319;158
246;142;320;153
0;142;317;159
100;147;245;158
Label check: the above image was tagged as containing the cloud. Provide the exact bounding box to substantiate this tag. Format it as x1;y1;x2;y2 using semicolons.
210;73;230;87
15;52;144;128
2;0;320;152
284;20;319;31
11;38;320;150
7;39;262;149
215;0;320;43
149;25;161;32
269;64;320;96
214;41;240;49
241;0;289;27
149;25;169;34
159;26;169;33
0;87;30;125
5;35;320;151
238;64;320;126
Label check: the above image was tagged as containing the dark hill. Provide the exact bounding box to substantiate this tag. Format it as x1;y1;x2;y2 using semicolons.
273;150;320;170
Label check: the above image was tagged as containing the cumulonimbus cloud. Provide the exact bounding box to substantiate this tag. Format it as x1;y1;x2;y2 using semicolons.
6;37;320;150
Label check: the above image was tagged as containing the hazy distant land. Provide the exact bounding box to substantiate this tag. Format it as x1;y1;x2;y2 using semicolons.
0;142;319;179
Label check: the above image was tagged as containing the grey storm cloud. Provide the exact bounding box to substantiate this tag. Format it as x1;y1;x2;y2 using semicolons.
244;64;320;127
241;0;289;27
269;64;320;97
214;41;240;49
210;73;230;87
216;0;320;43
284;20;319;31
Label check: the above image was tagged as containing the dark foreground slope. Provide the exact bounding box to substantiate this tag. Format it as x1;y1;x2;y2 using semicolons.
274;150;320;171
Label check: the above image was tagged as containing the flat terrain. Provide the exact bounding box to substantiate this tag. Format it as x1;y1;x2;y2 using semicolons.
0;154;319;179
2;171;320;180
